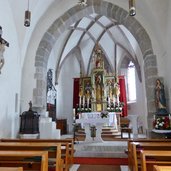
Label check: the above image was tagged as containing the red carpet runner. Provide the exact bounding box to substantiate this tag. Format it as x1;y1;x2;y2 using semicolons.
74;157;128;165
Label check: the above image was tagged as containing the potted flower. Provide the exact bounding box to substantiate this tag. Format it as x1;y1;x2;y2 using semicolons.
153;116;171;130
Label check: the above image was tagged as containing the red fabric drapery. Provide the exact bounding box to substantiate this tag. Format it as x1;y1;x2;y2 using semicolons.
73;78;80;109
119;75;128;117
73;76;127;116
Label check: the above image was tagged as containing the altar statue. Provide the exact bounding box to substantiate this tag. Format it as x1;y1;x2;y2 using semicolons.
95;74;102;102
155;79;167;115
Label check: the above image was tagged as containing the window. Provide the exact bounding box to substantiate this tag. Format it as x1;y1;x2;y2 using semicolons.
127;61;136;102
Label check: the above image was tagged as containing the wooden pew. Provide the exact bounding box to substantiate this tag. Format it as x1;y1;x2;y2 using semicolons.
0;139;74;171
0;142;62;171
128;141;171;171
0;150;48;171
153;165;171;171
0;167;23;171
140;150;171;171
127;139;171;171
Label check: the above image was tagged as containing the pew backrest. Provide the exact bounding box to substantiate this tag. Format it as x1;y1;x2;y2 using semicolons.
140;150;171;171
0;150;48;171
0;142;62;171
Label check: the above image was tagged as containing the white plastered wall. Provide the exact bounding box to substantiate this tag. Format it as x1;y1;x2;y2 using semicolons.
0;1;21;138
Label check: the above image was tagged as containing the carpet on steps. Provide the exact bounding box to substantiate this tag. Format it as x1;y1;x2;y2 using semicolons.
77;164;121;171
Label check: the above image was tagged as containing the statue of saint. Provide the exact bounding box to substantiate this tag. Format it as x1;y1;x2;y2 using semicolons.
155;79;167;115
95;74;102;102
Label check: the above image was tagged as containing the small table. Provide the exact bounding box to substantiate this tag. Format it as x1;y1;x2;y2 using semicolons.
121;128;132;139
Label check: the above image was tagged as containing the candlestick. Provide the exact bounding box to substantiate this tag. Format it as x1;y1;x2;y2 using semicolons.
79;96;81;108
153;115;156;120
83;96;85;108
108;96;110;107
87;98;89;108
73;108;75;115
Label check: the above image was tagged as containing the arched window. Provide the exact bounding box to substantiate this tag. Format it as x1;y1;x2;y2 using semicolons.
127;61;136;102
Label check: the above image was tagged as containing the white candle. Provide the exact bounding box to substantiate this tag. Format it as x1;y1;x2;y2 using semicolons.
117;96;119;105
79;96;81;108
87;98;89;108
169;114;171;120
108;96;110;107
73;108;75;116
113;96;115;107
153;115;156;120
83;96;85;107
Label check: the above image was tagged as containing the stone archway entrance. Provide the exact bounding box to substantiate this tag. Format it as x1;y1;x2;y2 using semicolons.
32;0;158;131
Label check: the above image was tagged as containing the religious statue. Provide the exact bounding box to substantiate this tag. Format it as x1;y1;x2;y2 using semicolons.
95;74;102;102
0;42;5;74
155;79;167;115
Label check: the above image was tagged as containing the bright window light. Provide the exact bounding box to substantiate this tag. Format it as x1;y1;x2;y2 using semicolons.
127;61;136;101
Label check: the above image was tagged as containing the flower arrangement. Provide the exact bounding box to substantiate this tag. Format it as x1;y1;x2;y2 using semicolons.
101;111;109;118
153;116;171;130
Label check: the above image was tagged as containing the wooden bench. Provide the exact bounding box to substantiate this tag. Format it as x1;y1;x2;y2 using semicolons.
140;150;171;171
0;150;48;171
128;141;171;171
0;142;62;171
0;167;23;171
0;138;74;171
153;165;171;171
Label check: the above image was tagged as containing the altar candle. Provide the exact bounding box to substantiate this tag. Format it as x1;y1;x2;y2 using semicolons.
108;96;110;107
169;114;171;120
79;96;81;108
83;96;85;107
73;108;75;116
153;115;156;120
113;96;115;107
117;95;119;105
87;98;89;108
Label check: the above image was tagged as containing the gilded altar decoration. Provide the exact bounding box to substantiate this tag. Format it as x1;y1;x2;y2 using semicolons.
78;44;121;112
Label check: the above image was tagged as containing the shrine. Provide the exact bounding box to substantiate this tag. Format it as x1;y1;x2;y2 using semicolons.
76;44;124;114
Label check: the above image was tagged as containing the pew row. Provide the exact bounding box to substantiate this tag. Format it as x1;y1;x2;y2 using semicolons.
0;167;23;171
153;165;171;171
0;138;74;171
128;140;171;171
140;150;171;171
0;150;48;171
0;142;62;171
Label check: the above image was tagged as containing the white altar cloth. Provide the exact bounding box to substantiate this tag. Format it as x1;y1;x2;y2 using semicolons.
80;112;118;129
76;118;109;142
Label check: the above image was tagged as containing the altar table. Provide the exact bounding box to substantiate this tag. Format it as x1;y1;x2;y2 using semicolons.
79;112;119;130
76;118;109;142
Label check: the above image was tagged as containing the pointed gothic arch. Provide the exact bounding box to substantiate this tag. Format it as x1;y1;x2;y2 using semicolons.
33;1;158;130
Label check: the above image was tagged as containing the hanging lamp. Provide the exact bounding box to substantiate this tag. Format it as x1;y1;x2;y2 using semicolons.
24;0;31;27
129;0;136;16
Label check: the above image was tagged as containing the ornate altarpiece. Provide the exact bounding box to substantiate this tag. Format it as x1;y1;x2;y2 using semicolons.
78;45;120;112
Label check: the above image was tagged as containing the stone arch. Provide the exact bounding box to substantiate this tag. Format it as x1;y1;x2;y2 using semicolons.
33;0;158;124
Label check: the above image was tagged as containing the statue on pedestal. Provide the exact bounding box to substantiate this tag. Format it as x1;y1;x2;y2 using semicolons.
155;79;168;115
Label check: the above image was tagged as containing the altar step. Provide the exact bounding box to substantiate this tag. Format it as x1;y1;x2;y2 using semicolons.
75;127;122;141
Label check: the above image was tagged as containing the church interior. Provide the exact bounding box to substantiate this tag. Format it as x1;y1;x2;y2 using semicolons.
1;0;171;171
